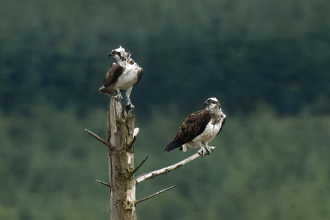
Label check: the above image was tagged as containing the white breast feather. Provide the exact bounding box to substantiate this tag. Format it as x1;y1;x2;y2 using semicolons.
193;121;221;144
182;120;222;151
114;64;141;90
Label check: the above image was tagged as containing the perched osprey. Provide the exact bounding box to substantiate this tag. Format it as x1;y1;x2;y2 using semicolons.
99;46;143;108
164;97;226;157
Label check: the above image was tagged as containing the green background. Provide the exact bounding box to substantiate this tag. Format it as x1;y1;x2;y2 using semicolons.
1;0;330;219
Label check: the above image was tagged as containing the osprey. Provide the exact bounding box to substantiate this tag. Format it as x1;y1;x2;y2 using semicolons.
99;46;143;108
164;97;226;157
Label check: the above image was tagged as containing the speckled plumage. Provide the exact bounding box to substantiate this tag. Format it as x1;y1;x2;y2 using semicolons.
98;46;143;108
164;97;226;157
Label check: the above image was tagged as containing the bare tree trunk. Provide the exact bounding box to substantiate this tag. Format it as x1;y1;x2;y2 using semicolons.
85;97;215;220
108;97;137;220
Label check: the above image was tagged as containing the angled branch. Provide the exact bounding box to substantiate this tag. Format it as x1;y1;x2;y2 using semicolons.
130;156;149;176
135;185;176;205
85;129;109;148
96;179;110;188
135;147;215;184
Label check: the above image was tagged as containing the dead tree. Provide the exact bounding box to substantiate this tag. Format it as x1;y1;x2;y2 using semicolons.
85;97;215;220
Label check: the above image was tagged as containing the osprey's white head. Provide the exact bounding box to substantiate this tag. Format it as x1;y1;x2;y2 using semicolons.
108;46;129;65
203;97;221;110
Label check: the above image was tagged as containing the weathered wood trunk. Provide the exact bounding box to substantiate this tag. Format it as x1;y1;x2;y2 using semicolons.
85;97;209;220
108;97;136;220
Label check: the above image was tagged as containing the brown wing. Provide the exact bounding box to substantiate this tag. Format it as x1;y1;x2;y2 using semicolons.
103;63;124;87
217;117;226;135
172;110;212;144
133;67;143;86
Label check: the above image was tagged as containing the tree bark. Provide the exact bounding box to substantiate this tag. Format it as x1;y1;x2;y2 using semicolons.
108;97;137;220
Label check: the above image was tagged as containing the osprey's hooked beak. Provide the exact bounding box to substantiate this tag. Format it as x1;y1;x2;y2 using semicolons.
108;52;114;58
203;101;208;107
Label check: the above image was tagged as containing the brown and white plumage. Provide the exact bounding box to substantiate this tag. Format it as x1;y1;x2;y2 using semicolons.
99;46;143;108
164;97;226;157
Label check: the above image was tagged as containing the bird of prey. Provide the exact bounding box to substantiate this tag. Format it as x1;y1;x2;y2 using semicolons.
164;97;226;157
99;46;143;108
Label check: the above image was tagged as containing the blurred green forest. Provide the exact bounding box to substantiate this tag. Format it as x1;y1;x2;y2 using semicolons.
1;0;330;219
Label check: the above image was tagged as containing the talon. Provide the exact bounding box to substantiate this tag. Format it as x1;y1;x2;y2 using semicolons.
114;93;123;100
126;102;135;109
198;148;206;158
204;145;212;155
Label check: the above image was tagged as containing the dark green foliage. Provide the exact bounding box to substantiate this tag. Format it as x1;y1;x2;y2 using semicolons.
0;0;330;116
1;105;330;219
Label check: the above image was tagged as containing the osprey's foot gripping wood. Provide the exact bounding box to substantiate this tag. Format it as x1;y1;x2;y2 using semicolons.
114;93;123;101
126;102;135;109
198;146;211;158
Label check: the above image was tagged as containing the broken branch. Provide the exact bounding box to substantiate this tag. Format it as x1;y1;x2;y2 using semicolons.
96;179;110;188
130;156;149;176
85;129;109;148
135;185;176;205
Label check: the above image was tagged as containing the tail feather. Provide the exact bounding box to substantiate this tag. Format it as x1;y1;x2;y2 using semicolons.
164;140;184;152
98;86;116;95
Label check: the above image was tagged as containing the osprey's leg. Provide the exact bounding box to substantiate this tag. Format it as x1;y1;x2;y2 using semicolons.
114;88;123;100
198;146;207;158
198;144;212;157
125;86;134;109
205;144;212;155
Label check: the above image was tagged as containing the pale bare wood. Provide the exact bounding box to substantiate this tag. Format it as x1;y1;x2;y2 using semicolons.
130;156;149;176
84;129;109;148
135;147;215;185
135;185;176;205
108;97;137;220
107;105;111;142
95;179;110;187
